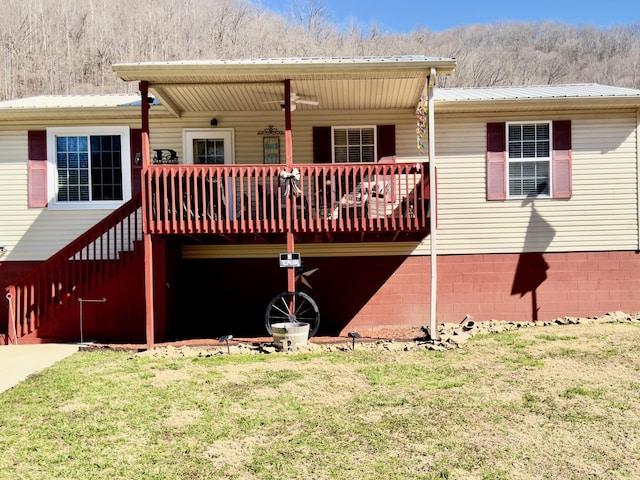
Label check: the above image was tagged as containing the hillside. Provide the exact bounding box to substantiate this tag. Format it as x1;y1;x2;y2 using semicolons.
1;0;639;100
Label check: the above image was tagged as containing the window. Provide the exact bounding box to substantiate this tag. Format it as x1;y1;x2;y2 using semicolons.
486;121;571;201
47;127;132;210
193;139;224;164
507;122;551;197
183;129;234;165
332;126;376;163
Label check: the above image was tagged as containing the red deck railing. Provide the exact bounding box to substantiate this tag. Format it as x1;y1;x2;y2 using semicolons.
143;162;429;236
5;195;143;342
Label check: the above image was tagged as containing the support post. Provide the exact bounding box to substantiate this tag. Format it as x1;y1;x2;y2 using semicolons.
284;79;296;293
144;234;155;349
140;80;155;349
427;68;440;341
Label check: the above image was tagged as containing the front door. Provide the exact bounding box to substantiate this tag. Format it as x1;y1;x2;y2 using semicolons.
183;129;234;165
183;129;235;217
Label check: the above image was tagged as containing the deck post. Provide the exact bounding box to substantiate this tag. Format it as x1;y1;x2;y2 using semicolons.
140;81;155;349
284;79;296;293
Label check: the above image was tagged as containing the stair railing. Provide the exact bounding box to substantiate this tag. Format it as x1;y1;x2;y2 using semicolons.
5;194;143;343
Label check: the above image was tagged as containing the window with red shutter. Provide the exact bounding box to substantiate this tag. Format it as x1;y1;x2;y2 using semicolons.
486;120;572;200
552;120;572;199
28;130;48;208
312;125;395;163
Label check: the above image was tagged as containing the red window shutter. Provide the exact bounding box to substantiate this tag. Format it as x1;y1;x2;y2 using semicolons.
552;120;572;199
376;125;396;159
28;130;48;208
312;126;332;163
486;122;506;200
130;128;143;196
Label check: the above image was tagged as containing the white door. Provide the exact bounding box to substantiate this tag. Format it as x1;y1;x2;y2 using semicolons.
183;129;234;165
183;129;235;217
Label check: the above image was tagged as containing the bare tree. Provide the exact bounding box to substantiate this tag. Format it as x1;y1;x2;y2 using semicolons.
0;0;639;99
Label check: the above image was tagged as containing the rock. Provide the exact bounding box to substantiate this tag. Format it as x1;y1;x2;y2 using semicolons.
448;332;471;347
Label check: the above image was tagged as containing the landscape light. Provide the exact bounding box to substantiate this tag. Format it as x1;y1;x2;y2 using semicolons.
348;331;361;350
218;335;233;354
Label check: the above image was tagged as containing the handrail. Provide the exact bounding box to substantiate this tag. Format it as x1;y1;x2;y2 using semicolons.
143;162;429;236
5;195;143;343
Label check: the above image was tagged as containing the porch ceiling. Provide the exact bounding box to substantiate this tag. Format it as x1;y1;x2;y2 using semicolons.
113;56;456;117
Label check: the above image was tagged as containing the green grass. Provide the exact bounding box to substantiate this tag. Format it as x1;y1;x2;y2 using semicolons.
1;322;640;479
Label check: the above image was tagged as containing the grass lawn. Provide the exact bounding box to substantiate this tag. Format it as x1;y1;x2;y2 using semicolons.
1;321;639;479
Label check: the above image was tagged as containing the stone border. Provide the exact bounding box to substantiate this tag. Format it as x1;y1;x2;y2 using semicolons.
132;311;640;358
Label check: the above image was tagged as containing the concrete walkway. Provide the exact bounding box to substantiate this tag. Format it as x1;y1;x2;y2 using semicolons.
0;344;79;394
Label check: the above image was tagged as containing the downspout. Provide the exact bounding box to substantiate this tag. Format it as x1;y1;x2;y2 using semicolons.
140;80;155;350
427;68;440;341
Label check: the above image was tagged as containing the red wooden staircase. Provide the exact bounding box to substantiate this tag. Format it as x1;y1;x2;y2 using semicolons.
4;195;146;344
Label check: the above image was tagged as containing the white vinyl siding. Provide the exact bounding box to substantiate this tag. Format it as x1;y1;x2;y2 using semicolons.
97;108;640;257
2;107;637;261
0;129;133;261
425;110;639;255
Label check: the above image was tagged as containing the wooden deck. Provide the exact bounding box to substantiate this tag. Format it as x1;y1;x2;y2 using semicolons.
142;162;430;242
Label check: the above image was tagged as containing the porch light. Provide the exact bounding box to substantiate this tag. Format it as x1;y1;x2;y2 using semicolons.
210;118;218;126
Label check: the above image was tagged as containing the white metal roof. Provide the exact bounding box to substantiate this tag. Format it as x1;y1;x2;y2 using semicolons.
435;84;640;101
0;94;144;110
113;56;457;78
2;81;639;119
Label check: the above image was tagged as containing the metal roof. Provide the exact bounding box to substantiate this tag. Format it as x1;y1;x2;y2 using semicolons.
2;81;639;120
434;84;640;102
432;83;640;113
0;94;144;110
113;56;457;79
112;56;457;117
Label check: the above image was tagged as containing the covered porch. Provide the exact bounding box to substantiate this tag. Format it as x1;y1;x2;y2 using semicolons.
113;56;455;347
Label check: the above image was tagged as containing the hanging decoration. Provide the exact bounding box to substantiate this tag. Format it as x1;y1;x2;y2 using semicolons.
258;125;284;164
257;125;285;136
280;168;301;197
416;95;427;154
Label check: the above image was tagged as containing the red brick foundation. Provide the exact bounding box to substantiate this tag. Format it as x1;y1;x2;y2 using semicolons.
344;251;640;333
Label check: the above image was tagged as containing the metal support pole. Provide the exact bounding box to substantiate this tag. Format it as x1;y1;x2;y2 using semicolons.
427;68;440;341
78;297;106;344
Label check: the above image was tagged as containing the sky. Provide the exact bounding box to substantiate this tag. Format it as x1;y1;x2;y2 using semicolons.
261;0;640;33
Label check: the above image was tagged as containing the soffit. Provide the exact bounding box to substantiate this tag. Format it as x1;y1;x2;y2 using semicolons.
113;56;457;116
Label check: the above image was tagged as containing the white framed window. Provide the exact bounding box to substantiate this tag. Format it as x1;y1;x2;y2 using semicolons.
507;121;552;198
183;129;234;165
46;126;132;210
332;126;376;163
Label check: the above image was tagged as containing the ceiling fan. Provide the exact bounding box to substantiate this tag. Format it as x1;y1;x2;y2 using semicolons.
263;92;319;111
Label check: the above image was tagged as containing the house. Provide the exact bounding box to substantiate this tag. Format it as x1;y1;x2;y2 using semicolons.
1;56;639;347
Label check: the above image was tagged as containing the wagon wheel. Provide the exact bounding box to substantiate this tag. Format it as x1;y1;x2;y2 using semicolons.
265;291;320;337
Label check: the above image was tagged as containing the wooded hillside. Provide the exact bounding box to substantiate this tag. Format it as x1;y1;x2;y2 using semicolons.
2;0;640;100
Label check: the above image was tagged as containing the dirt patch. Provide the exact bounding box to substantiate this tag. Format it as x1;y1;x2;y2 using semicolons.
114;310;639;359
